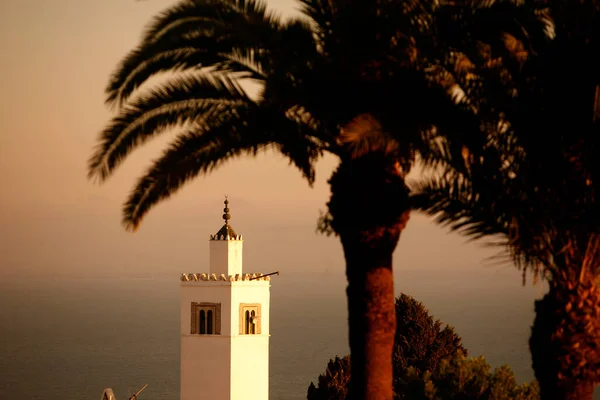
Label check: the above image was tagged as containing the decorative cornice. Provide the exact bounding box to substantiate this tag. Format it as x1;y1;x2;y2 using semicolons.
181;273;271;282
209;232;242;241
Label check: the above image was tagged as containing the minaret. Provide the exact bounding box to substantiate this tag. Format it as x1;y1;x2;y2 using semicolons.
180;198;271;400
209;198;242;276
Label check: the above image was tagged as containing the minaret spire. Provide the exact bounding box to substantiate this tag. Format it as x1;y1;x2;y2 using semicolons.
223;196;231;224
213;196;237;239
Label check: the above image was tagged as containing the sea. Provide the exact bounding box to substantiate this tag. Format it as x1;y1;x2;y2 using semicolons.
1;268;598;400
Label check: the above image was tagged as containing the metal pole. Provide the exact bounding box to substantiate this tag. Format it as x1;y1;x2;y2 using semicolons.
249;271;280;280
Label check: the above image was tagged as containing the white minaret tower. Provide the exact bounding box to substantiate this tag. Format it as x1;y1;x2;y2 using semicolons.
180;198;271;400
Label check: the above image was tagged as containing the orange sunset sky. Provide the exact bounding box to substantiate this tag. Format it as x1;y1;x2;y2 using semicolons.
0;0;531;290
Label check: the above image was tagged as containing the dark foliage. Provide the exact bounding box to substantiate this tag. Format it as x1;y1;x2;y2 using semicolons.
392;293;466;393
307;294;467;400
403;356;540;400
307;357;352;400
410;0;600;397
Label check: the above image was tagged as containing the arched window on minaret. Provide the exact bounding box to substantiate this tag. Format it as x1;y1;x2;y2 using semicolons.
190;302;221;335
207;310;213;334
240;304;261;335
245;310;250;334
250;310;256;334
199;310;206;334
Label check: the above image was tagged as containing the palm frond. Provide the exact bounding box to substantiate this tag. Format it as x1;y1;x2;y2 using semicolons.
418;88;486;173
89;73;250;182
433;0;553;58
410;133;561;280
277;137;322;184
141;0;231;45
276;19;321;64
298;0;337;51
410;170;515;257
140;0;277;45
339;114;400;160
122;105;324;231
106;0;283;107
212;47;267;77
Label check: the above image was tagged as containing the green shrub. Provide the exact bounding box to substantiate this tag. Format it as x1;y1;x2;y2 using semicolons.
308;294;467;400
403;355;540;400
392;293;466;394
307;294;538;400
307;356;351;400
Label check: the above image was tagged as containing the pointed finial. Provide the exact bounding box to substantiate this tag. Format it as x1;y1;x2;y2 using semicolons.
222;195;230;224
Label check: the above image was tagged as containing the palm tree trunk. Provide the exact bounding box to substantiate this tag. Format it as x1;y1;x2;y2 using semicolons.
340;231;401;400
529;268;600;400
327;153;410;400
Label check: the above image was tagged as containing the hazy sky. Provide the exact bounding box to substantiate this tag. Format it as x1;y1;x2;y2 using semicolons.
0;0;532;289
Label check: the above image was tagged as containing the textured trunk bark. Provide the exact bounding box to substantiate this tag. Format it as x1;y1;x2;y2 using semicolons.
530;269;600;400
327;153;410;400
341;232;397;400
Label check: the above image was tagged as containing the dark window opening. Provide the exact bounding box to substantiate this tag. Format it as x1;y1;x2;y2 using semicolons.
207;310;213;334
199;310;206;334
190;303;221;335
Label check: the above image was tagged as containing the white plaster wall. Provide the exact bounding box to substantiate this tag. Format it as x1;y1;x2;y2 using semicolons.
181;337;231;400
181;282;233;400
230;281;271;400
230;336;270;400
181;277;270;400
227;241;243;276
209;240;243;276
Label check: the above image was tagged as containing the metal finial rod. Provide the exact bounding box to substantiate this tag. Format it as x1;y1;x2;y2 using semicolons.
222;195;230;224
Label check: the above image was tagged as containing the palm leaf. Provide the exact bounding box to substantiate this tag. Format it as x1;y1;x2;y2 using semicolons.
122;105;323;231
140;0;277;45
106;0;282;107
298;0;338;52
410;133;559;279
89;73;250;182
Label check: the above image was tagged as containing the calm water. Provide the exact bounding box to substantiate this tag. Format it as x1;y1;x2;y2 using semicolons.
1;269;598;400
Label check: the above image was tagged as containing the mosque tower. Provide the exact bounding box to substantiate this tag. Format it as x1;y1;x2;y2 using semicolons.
180;198;271;400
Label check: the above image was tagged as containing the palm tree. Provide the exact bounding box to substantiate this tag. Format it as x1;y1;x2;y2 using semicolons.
413;138;600;400
411;2;600;397
89;0;546;397
88;2;425;398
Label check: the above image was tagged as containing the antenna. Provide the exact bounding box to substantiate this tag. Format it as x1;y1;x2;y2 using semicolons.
249;271;280;280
